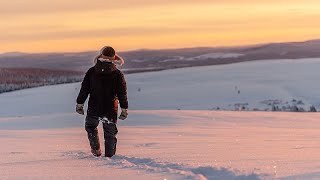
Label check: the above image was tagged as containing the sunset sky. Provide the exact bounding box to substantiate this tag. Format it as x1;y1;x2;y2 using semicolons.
1;0;320;53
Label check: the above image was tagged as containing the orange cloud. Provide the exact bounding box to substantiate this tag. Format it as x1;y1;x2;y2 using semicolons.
1;1;320;53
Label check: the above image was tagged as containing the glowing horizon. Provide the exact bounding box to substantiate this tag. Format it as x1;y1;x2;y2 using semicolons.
2;0;320;53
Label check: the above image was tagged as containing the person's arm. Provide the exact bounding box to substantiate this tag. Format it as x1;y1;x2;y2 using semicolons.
76;69;91;114
116;71;128;120
116;71;128;109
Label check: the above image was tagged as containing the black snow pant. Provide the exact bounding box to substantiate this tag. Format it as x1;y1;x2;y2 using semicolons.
85;115;118;157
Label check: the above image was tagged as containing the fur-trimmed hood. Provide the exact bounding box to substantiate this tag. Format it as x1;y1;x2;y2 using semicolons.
93;55;125;66
94;59;117;74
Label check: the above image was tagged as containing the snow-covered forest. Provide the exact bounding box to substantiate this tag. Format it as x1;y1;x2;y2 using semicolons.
0;68;83;93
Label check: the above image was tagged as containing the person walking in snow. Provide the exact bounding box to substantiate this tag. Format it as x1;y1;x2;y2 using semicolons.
76;46;128;157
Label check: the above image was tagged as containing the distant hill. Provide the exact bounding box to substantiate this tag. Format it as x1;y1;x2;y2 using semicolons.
1;39;320;73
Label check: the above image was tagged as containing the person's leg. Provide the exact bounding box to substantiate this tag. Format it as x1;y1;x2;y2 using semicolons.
85;116;101;156
103;122;118;157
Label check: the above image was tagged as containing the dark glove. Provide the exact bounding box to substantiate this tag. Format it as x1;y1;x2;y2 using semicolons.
76;104;84;115
119;108;128;120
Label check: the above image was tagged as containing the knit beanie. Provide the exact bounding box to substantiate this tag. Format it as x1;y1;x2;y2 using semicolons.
101;46;115;57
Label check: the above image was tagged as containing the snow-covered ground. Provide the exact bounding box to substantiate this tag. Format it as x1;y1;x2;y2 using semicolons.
127;58;320;112
1;58;320;179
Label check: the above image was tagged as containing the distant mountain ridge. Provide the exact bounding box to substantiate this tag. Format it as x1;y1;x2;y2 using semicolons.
1;39;320;73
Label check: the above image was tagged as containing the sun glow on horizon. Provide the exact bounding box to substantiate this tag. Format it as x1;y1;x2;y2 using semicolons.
1;1;320;53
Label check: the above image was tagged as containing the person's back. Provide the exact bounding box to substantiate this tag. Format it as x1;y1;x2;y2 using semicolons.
76;46;128;157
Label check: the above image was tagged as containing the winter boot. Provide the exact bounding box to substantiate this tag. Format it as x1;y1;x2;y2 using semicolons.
91;149;102;157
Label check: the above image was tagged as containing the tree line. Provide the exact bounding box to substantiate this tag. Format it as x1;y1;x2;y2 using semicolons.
0;68;83;93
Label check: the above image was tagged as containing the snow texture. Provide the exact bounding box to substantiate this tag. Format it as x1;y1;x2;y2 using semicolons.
1;58;320;179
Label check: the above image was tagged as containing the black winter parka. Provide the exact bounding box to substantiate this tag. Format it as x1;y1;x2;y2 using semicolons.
76;60;128;120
